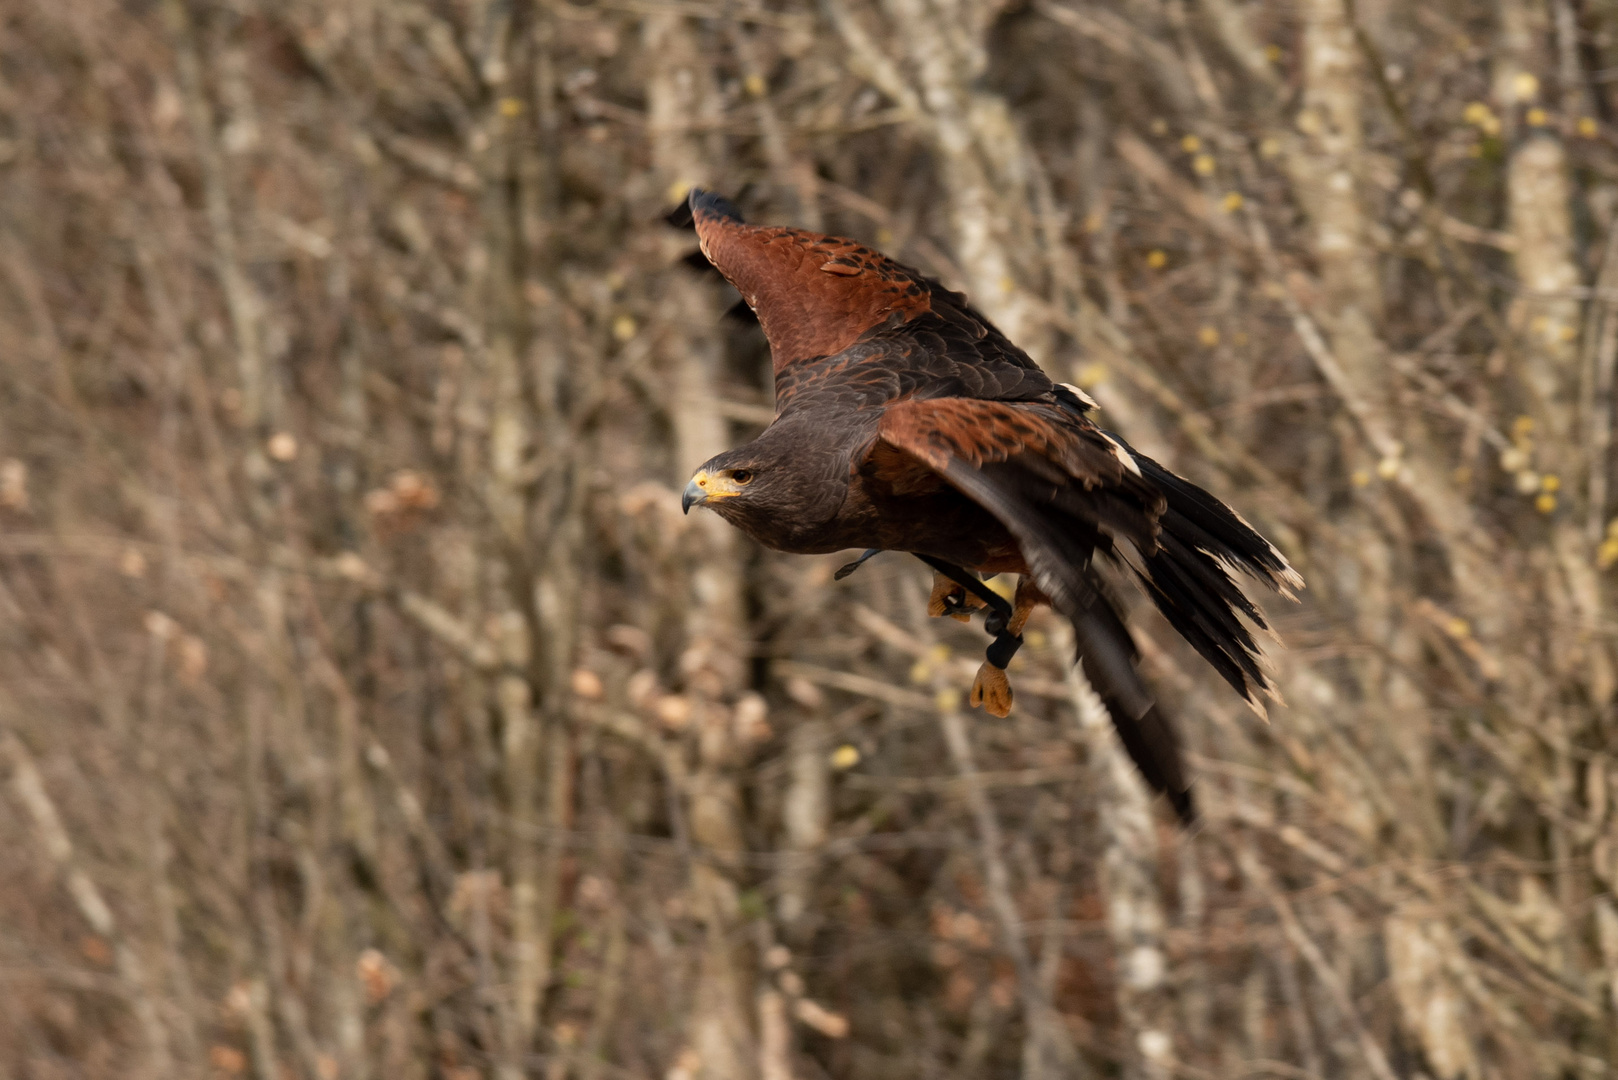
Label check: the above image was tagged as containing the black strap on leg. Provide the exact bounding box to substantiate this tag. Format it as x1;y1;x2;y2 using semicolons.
985;631;1023;670
915;556;1011;619
914;555;1024;671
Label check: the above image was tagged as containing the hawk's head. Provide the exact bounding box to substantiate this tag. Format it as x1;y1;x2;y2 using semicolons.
681;448;776;528
680;421;851;552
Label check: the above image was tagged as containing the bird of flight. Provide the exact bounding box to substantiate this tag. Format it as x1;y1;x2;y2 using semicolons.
674;189;1301;822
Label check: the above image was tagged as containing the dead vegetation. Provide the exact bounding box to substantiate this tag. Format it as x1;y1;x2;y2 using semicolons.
0;0;1616;1077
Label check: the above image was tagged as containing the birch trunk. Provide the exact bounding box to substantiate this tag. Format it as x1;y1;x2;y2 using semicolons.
647;14;756;1079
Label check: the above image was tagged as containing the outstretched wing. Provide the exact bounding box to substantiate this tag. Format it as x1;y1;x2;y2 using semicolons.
876;397;1300;822
675;190;1065;413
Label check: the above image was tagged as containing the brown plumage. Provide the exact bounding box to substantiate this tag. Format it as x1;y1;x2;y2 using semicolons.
675;190;1302;822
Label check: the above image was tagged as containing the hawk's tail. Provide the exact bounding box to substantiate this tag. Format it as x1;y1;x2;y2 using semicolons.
1131;452;1302;716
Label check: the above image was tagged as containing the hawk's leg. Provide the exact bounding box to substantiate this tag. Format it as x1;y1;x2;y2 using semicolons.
928;571;988;623
912;556;1030;716
971;577;1044;718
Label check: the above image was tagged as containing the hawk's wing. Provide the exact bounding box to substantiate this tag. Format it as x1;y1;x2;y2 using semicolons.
876;397;1300;821
678;189;1058;411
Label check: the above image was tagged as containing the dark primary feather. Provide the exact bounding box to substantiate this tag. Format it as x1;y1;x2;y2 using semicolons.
675;189;1302;824
1128;451;1302;711
666;188;745;229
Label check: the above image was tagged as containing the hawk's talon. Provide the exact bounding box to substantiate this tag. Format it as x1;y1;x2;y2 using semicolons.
971;663;1013;718
929;572;987;622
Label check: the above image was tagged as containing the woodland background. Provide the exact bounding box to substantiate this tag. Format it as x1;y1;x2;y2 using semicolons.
2;0;1617;1077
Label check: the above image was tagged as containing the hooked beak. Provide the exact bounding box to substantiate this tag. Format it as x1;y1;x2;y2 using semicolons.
683;469;744;513
682;476;707;514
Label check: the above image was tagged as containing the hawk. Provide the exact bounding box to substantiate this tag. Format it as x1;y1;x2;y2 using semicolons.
674;190;1301;822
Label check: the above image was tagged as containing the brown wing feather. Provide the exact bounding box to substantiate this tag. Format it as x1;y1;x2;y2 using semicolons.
862;439;952;498
878;398;1164;552
691;191;933;373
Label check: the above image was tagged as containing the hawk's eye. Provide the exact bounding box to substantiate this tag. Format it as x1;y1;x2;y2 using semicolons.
730;469;754;485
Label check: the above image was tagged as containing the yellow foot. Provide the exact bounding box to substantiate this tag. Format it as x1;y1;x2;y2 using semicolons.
970;663;1013;718
928;571;987;623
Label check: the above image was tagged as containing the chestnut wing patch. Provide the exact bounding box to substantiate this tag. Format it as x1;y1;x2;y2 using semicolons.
692;213;933;373
877;398;1163;555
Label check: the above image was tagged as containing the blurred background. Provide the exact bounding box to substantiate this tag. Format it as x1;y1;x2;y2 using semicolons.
2;0;1617;1077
